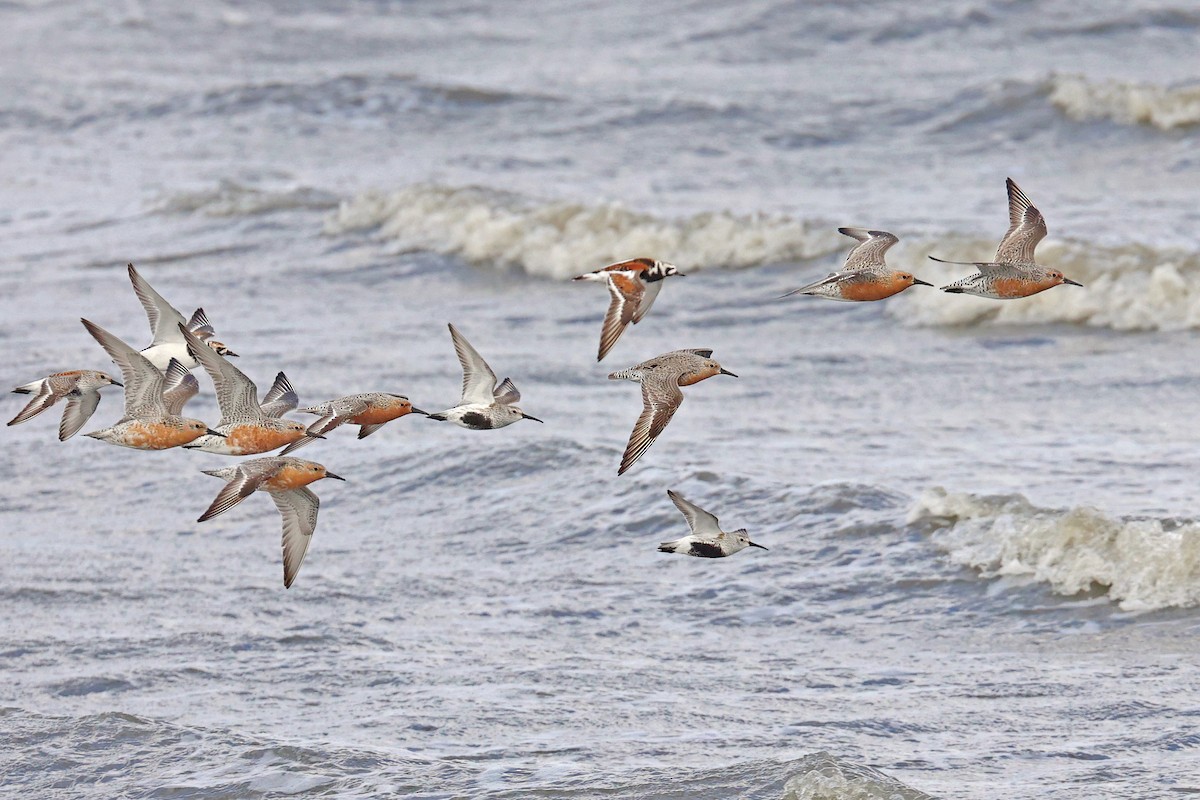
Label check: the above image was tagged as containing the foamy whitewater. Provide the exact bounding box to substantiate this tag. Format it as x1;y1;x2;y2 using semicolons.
2;1;1200;798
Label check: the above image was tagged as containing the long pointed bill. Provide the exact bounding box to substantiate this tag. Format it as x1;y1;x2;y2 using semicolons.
112;380;124;387
719;368;738;378
206;428;226;437
324;471;347;481
521;413;544;423
912;279;934;287
749;542;769;550
1063;278;1083;286
410;407;428;416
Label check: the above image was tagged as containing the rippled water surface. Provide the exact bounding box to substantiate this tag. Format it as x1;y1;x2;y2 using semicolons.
3;1;1200;798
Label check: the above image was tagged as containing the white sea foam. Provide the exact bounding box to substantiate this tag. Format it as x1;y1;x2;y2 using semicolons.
886;238;1200;331
157;180;341;217
909;488;1200;611
783;753;935;800
1048;74;1200;130
324;183;1200;331
323;184;843;279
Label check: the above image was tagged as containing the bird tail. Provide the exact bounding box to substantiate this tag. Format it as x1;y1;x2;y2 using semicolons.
657;541;679;554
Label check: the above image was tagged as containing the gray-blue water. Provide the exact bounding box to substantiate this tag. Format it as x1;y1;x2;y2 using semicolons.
3;2;1200;797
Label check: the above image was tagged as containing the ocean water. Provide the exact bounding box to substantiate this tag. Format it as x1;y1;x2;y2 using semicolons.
3;1;1200;797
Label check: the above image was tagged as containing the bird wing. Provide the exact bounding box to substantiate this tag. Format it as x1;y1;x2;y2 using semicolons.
596;271;645;362
185;308;215;339
179;324;262;424
58;390;100;441
493;378;521;405
272;487;320;589
81;318;168;419
128;263;188;347
667;489;722;536
618;372;684;475
161;357;199;416
994;178;1047;264
448;323;497;404
7;381;58;427
259;372;299;418
632;274;663;324
197;466;267;522
840;227;899;270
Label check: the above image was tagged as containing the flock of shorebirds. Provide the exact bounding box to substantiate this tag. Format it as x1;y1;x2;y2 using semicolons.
9;178;1081;586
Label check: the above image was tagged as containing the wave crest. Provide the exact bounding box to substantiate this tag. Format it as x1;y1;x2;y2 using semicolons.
783;752;935;800
323;184;841;279
909;487;1200;611
157;180;341;217
887;238;1200;330
1048;74;1200;130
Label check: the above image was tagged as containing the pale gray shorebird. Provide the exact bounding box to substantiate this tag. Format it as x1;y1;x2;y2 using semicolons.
177;324;310;455
8;369;122;441
197;456;345;589
932;178;1083;298
428;323;542;429
281;393;427;454
79;319;221;450
781;228;931;301
572;258;683;361
608;349;736;476
127;263;237;370
658;489;768;557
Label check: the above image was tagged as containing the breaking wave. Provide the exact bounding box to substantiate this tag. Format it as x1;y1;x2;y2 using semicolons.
322;184;843;279
782;753;936;800
909;488;1200;611
1048;74;1200;130
157;180;341;217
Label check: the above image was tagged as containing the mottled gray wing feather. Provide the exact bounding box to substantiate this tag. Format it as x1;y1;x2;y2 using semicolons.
162;358;199;416
197;468;266;522
448;323;497;404
618;373;684;475
179;324;262;424
493;378;520;405
128;263;187;347
273;488;319;589
59;390;101;441
7;382;57;427
781;271;847;297
259;372;299;418
357;423;386;439
841;228;898;270
995;179;1047;264
81;319;168;419
667;490;722;536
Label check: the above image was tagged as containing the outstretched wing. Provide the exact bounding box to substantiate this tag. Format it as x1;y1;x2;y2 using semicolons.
448;323;497;404
995;178;1047;264
597;272;645;361
618;373;684;476
59;390;101;441
7;382;58;427
666;489;722;536
179;324;262;424
81;318;168;419
197;467;266;522
162;358;199;416
839;227;899;270
259;372;299;418
493;378;521;405
272;487;320;589
128;263;188;347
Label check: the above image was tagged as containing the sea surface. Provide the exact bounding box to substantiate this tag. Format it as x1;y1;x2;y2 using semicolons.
2;1;1200;797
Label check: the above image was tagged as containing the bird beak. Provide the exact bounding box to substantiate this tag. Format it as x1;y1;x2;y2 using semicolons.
749;542;769;550
206;428;226;437
676;272;687;277
112;380;124;387
719;368;738;378
521;412;544;423
1063;278;1083;286
912;278;934;287
410;407;428;416
325;471;346;481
